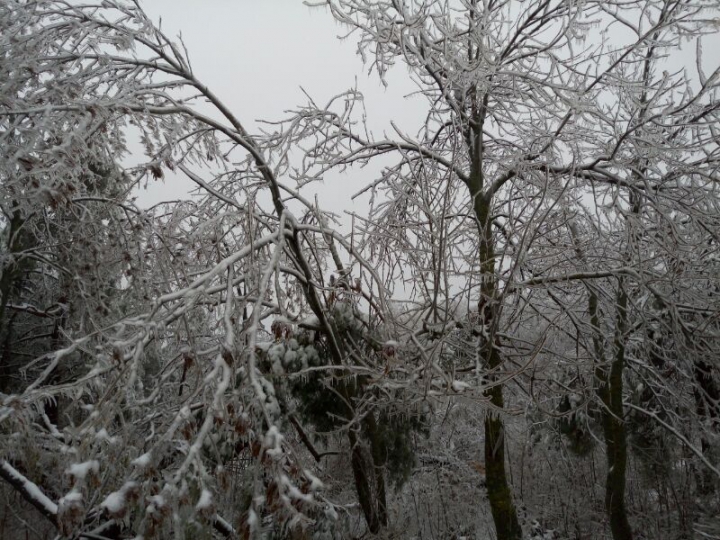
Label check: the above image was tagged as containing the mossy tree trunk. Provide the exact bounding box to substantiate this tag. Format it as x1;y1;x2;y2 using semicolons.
466;143;522;539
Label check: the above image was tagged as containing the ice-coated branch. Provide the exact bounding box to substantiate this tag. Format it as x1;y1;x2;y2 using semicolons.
0;461;58;526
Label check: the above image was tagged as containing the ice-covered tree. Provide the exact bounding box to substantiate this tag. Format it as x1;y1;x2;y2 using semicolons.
1;1;719;539
291;0;720;538
0;1;414;538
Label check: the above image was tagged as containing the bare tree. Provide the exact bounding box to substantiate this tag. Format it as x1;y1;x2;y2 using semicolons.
1;1;719;539
294;0;720;538
0;1;404;537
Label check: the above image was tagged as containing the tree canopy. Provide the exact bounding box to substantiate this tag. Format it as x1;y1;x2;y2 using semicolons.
1;1;719;539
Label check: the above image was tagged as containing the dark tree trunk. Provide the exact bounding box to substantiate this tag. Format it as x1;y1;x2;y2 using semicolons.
348;428;380;533
346;411;390;534
0;209;33;393
366;412;389;528
595;283;633;540
471;182;521;540
485;385;522;540
692;358;720;494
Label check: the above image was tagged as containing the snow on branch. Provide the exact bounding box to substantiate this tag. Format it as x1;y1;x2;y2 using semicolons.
0;460;58;525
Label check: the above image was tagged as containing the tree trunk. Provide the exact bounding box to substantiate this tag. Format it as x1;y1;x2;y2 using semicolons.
348;428;380;533
366;413;389;528
595;283;633;540
692;358;719;494
485;385;522;540
472;187;521;540
0;208;33;393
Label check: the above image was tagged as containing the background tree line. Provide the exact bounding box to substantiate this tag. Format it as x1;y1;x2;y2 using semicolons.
1;1;718;539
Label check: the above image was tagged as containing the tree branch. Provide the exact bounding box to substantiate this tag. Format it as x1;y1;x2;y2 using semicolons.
0;460;58;527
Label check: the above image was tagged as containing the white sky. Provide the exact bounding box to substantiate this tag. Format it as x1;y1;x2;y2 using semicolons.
137;0;422;209
135;1;718;211
126;1;718;306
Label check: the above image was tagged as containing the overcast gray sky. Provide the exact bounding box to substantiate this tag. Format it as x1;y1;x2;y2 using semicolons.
136;0;422;209
134;1;717;210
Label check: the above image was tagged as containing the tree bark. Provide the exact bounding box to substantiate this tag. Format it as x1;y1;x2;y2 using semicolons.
470;177;521;540
0;208;34;393
348;428;380;533
594;283;633;540
366;412;389;528
692;358;720;494
485;386;522;540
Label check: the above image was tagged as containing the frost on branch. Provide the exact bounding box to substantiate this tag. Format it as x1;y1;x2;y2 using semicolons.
2;0;719;539
0;461;58;520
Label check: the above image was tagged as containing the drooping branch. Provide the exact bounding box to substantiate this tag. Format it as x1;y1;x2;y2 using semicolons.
0;461;58;526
